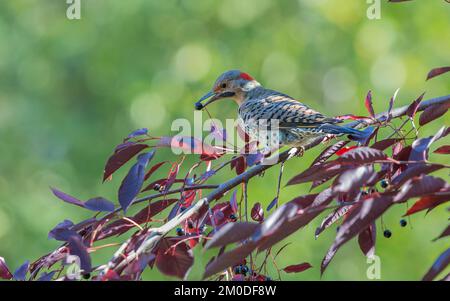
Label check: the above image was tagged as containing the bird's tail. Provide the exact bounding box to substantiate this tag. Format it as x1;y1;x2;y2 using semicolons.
318;124;375;143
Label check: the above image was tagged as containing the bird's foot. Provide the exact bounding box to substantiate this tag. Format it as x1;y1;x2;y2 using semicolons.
321;134;337;144
287;146;305;159
261;146;273;157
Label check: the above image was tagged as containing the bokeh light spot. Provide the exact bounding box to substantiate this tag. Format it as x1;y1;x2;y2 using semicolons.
174;44;211;82
322;67;357;104
371;55;406;93
261;52;298;90
130;92;166;129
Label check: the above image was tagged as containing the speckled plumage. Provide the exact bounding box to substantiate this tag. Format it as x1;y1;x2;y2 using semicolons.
196;70;365;149
238;86;343;148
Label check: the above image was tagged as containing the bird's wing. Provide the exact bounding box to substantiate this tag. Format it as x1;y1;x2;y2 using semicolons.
252;90;341;128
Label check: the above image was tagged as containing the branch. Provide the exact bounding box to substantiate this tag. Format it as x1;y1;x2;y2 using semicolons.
109;184;219;216
101;93;450;276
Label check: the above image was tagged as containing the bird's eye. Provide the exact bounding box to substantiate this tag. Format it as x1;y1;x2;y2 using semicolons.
221;83;227;89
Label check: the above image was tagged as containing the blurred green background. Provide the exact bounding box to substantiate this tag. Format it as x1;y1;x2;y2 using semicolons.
0;0;449;280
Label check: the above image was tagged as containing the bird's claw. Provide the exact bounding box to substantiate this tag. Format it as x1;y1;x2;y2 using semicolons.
288;146;305;159
321;134;336;144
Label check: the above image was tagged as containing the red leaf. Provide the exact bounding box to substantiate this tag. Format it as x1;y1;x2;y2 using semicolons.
287;163;345;186
391;164;443;187
364;90;375;118
288;194;318;209
181;190;197;207
433;225;450;242
321;194;393;275
333;165;376;198
103;143;149;182
310;174;336;190
404;192;450;216
337;147;387;164
0;257;12;280
257;189;335;251
394;175;448;203
335;146;358;156
310;141;349;167
200;152;225;161
203;241;258;279
371;139;399;151
315;206;350;238
387;88;399;119
255;203;299;241
405;93;425;119
133;199;178;224
155;238;194;279
204;222;260;249
358;222;376;258
203;202;235;227
426;66;450;81
231;156;246;175
433;145;450;154
283;262;312;273
144;161;168;181
419;103;449;126
251;203;264;222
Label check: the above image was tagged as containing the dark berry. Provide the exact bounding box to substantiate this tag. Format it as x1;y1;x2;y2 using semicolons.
383;229;392;238
176;227;184;236
241;265;249;274
336;226;340;232
234;266;242;274
187;221;194;229
82;273;91;280
153;184;161;191
195;102;203;110
229;214;237;221
380;179;388;188
400;219;407;227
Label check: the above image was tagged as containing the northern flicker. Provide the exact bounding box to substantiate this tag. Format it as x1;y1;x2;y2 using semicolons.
195;70;368;153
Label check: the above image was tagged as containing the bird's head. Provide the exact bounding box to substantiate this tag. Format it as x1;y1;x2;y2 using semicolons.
195;70;260;110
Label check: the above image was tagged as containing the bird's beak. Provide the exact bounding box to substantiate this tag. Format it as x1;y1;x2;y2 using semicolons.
195;91;235;110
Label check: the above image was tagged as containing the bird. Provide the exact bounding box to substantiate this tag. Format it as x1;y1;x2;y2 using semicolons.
195;70;369;155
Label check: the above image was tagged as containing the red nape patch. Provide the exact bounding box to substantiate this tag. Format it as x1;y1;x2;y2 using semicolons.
239;72;254;81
